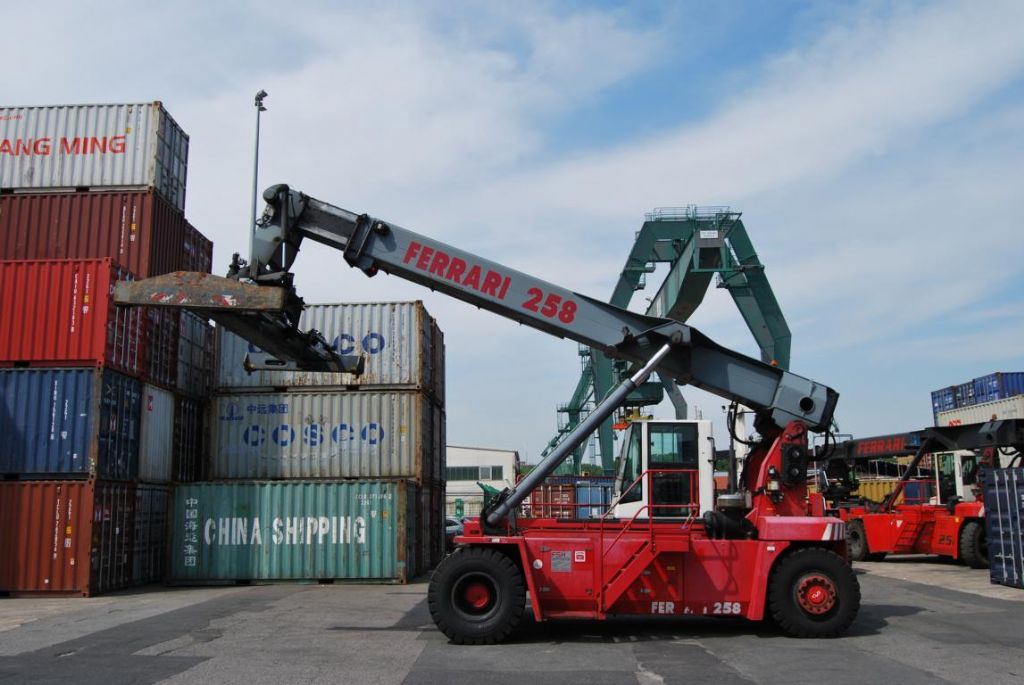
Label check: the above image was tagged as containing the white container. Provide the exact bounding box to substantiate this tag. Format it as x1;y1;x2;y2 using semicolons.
936;395;1024;427
0;102;188;212
139;383;175;482
216;302;443;401
210;390;443;482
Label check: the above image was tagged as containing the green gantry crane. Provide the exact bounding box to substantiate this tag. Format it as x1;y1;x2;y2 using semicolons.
543;206;791;473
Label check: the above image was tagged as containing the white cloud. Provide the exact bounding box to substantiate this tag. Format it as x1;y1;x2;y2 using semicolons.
486;0;1024;219
4;0;1023;457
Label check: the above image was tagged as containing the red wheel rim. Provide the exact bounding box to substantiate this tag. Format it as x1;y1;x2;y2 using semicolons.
463;581;492;609
796;573;838;615
452;573;498;619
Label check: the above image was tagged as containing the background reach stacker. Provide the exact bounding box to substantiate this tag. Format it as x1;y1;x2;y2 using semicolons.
814;424;1024;567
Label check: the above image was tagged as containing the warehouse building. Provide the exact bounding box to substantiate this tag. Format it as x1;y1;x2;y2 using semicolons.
446;446;519;517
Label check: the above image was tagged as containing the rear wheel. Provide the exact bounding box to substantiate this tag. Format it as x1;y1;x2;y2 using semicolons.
959;520;988;569
846;521;868;562
768;547;861;638
428;546;526;644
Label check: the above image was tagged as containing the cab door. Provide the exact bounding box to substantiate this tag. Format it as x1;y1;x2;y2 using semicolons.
610;420;713;519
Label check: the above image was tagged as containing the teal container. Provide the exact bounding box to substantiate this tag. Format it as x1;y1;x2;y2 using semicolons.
169;481;417;583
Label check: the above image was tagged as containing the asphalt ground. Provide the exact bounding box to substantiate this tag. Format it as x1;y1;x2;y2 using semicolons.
1;558;1022;685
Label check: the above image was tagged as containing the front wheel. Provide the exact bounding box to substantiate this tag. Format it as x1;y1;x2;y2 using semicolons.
428;546;526;644
768;547;861;638
959;520;988;569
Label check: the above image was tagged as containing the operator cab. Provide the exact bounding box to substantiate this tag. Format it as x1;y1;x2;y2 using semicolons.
611;419;714;519
932;448;1018;504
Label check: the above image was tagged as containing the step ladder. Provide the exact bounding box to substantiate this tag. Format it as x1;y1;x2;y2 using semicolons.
599;540;656;612
894;517;922;552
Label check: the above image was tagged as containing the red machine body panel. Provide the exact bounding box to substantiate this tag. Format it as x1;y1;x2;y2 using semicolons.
456;513;841;623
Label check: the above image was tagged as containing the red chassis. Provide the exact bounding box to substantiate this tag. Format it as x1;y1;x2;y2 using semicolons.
431;421;857;643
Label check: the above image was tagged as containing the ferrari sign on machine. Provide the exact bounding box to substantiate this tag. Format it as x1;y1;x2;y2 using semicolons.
118;182;857;644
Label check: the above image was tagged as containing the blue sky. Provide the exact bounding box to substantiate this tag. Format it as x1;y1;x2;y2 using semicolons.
5;1;1023;463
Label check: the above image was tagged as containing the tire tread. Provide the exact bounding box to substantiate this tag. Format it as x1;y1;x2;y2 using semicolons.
768;547;861;639
958;520;988;569
428;547;526;645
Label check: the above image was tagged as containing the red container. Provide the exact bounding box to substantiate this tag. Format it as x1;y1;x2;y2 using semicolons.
530;484;577;519
0;480;137;595
0;190;212;278
0;258;143;375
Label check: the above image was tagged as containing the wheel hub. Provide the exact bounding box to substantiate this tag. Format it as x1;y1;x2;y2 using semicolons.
463;581;492;609
451;573;498;619
796;573;838;615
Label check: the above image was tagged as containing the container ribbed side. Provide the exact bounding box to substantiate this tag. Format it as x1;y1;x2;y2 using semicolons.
169;480;410;582
0;103;188;211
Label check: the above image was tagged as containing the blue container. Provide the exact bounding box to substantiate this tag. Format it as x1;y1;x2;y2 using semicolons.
953;382;976;408
575;480;614;519
903;481;934;504
983;468;1024;589
0;368;141;479
931;386;956;415
973;372;1024;406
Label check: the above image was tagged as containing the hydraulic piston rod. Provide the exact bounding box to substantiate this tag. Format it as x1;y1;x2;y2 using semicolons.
485;342;675;526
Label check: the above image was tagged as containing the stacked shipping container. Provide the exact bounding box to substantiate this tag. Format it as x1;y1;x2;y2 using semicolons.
0;102;213;596
931;371;1024;423
984;468;1024;590
169;302;446;584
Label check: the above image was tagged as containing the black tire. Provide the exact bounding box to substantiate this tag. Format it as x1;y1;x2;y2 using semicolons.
768;547;861;638
959;520;988;569
428;546;526;644
846;521;868;562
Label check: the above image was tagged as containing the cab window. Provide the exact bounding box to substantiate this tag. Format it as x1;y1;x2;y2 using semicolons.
648;423;699;516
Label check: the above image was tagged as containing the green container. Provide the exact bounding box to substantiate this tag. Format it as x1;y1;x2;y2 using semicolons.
169;481;417;583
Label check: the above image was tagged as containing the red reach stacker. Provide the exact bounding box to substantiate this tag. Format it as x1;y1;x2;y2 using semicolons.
815;424;1023;567
117;184;861;643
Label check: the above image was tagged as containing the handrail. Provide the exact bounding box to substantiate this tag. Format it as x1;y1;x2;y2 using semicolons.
595;468;700;612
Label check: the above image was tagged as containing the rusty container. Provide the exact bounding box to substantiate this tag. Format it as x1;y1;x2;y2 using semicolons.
0;258;143;375
526;484;577;519
0;190;212;278
0;480;138;595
